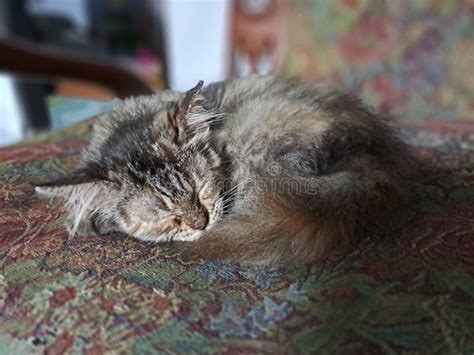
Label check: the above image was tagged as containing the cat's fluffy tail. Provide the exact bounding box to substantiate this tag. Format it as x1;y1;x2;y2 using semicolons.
180;167;411;266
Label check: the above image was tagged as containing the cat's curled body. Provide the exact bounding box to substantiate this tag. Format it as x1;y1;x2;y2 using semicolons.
37;76;417;266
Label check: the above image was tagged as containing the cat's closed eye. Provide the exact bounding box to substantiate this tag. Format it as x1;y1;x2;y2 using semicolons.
104;179;121;189
152;198;170;212
199;183;215;200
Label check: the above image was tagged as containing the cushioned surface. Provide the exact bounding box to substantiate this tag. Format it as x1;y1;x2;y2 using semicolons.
1;119;474;354
284;1;474;121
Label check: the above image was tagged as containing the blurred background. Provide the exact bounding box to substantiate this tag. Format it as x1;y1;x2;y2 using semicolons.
0;0;472;147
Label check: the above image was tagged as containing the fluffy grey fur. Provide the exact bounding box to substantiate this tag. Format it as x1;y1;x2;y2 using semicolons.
37;75;418;265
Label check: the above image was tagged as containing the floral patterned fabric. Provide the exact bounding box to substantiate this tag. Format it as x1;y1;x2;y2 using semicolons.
1;116;474;353
284;0;474;121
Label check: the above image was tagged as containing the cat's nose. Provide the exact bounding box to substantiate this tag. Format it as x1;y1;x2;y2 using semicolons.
183;209;209;230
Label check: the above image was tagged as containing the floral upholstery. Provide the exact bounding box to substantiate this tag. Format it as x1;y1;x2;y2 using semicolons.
1;116;473;353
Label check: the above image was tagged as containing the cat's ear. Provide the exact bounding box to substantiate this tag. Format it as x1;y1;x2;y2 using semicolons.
169;80;205;143
35;172;102;200
35;175;107;237
35;183;96;200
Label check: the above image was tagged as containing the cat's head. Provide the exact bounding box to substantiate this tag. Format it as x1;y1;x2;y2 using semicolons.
37;81;225;242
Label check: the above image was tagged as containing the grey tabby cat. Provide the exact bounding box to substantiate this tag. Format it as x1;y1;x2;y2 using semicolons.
37;76;417;265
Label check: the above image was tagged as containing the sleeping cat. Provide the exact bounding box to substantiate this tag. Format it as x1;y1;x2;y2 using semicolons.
37;76;418;265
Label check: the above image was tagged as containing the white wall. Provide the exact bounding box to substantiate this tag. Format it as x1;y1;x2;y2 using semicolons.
161;0;231;91
0;75;24;146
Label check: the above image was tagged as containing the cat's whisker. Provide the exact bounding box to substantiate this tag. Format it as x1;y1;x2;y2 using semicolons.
188;111;227;126
220;193;239;205
220;193;238;204
190;118;229;132
224;180;249;192
220;181;249;199
205;115;228;124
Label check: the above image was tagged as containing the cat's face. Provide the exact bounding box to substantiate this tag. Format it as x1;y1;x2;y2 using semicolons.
37;81;226;242
107;143;224;242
